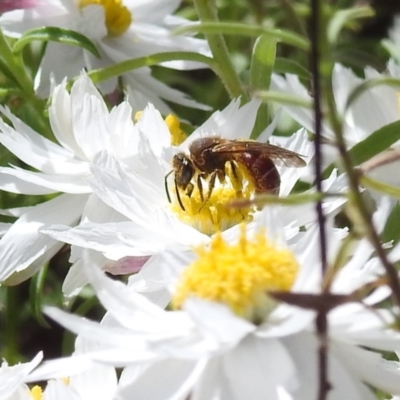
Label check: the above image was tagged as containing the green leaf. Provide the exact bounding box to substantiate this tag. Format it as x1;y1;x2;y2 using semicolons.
250;35;276;91
350;120;400;165
173;22;310;51
13;27;100;58
255;90;313;108
360;175;400;200
231;192;327;209
327;6;374;44
382;39;400;65
381;202;400;245
250;35;276;138
29;264;51;328
274;57;310;80
87;51;216;84
0;57;20;86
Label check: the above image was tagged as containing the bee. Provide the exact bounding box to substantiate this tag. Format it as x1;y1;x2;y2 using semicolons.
165;137;306;210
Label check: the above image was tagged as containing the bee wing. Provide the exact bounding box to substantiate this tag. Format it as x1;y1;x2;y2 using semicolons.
211;141;306;168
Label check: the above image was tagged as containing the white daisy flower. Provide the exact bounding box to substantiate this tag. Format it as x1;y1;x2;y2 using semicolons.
42;98;346;299
271;63;400;187
0;73;145;287
43;203;400;400
0;0;210;113
0;352;43;400
0;339;118;400
271;64;399;148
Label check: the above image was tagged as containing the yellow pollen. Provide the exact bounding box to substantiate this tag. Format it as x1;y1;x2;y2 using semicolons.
165;115;187;145
30;386;42;400
170;162;256;236
79;0;132;37
172;225;299;323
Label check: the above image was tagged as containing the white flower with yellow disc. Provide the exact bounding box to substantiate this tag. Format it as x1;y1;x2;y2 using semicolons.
0;0;210;113
42;98;349;304
43;203;400;400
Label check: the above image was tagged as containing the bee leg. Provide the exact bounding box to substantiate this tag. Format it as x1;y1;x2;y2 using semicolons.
198;171;217;212
207;171;217;202
230;161;238;181
197;175;204;201
186;182;194;197
175;177;186;211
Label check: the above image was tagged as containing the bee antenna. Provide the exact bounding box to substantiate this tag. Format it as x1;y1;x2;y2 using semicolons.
165;169;174;203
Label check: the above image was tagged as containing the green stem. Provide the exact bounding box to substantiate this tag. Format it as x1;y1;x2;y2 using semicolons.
192;0;247;101
4;286;19;363
0;30;50;136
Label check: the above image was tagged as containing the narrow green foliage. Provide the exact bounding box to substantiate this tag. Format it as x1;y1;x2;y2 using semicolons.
13;27;100;57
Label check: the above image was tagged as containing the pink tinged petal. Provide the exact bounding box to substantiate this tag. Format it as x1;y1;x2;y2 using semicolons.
221;336;297;400
0;193;88;282
104;256;150;275
0;0;37;12
0;166;91;193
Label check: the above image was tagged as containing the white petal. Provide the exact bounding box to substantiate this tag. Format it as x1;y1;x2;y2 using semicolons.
42;380;80;400
0;194;88;282
333;342;400;395
222;336;297;400
190;98;261;143
36;42;84;97
0;352;43;399
117;359;200;400
0;166;90;193
0;106;87;175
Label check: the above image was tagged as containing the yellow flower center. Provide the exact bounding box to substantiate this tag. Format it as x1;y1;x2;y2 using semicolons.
172;225;299;323
30;386;42;400
165;115;187;146
79;0;132;37
169;162;257;236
